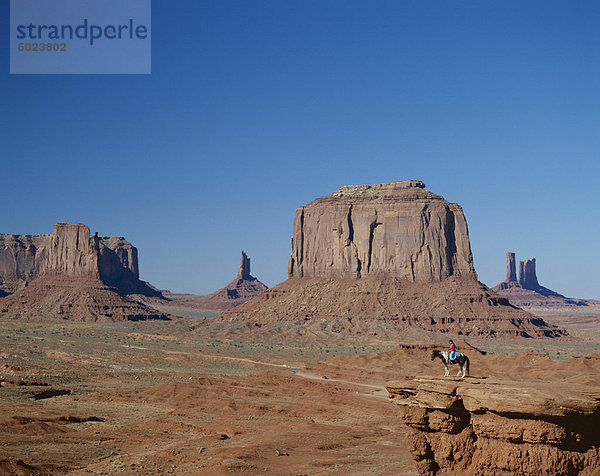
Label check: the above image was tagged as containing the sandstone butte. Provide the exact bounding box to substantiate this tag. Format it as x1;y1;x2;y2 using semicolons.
207;180;566;340
493;251;600;310
287;179;474;280
0;223;169;322
183;251;268;310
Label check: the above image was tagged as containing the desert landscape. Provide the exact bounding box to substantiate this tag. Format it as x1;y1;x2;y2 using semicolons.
3;2;597;474
1;181;599;475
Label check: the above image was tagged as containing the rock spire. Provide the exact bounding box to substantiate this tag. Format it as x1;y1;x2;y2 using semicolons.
505;251;517;282
187;251;267;310
237;251;251;280
493;252;595;309
496;253;542;292
519;258;539;290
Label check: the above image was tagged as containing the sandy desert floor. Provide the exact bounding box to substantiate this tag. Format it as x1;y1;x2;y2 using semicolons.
1;311;599;475
0;319;414;475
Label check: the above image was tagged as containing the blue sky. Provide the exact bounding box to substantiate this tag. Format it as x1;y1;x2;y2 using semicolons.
1;1;599;299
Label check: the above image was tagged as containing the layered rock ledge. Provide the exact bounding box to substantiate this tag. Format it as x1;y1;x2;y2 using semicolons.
386;376;600;475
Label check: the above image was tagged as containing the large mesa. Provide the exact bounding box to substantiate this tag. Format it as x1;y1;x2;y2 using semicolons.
288;180;475;281
206;181;565;340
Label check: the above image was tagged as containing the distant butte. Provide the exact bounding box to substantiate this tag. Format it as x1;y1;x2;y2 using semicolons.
0;223;170;322
184;251;268;310
493;251;600;309
203;181;566;340
0;222;161;297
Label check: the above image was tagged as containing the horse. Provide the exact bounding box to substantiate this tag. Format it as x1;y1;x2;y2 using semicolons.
431;349;470;378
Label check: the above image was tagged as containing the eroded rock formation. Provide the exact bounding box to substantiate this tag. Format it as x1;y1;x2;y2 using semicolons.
238;251;251;280
505;252;517;282
387;376;600;475
0;223;169;322
496;253;544;293
288;180;476;281
493;252;594;309
519;258;539;290
0;223;159;296
186;251;268;310
207;181;566;340
45;223;99;276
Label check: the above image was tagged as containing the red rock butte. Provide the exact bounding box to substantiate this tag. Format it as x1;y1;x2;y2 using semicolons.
493;251;600;309
0;222;160;296
207;181;566;340
288;180;475;281
0;223;168;321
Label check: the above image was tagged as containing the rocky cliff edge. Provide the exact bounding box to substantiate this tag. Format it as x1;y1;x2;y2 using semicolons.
387;371;600;475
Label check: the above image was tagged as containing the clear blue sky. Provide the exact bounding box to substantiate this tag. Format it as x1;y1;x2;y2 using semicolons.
1;1;599;299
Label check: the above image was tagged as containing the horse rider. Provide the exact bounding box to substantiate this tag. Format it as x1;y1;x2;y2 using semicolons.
449;339;458;363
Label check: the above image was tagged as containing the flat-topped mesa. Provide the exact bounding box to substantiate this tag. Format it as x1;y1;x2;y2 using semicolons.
213;183;566;339
288;180;476;281
0;223;100;288
0;223;156;296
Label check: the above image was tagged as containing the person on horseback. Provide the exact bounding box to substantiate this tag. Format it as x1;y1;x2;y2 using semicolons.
448;339;458;363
